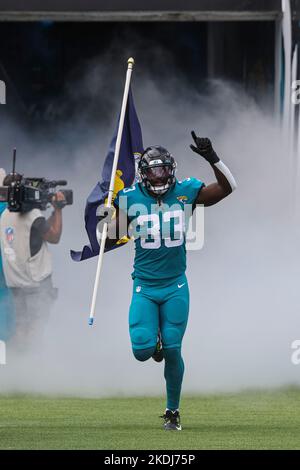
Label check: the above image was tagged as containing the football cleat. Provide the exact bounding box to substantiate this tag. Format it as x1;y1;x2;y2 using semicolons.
160;410;182;431
152;333;164;362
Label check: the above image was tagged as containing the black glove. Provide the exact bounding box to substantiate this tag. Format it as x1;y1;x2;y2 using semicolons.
190;131;220;165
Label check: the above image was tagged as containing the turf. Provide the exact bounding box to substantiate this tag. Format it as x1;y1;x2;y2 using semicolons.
0;388;300;449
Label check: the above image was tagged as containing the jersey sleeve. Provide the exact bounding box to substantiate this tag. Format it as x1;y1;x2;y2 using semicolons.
178;177;205;205
113;184;137;212
113;189;123;209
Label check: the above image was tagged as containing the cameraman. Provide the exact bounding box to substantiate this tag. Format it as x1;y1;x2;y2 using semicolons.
0;173;66;346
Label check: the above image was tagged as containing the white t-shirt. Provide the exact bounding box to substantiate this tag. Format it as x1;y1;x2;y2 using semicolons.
0;208;52;288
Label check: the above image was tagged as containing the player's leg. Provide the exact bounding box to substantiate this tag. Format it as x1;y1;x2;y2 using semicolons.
160;276;189;430
129;280;159;362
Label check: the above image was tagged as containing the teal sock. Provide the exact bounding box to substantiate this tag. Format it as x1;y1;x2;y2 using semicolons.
163;347;184;411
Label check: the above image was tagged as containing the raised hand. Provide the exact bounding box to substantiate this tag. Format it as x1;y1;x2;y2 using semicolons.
190;131;219;165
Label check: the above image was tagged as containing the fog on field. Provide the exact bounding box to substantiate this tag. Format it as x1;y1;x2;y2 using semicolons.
1;44;300;397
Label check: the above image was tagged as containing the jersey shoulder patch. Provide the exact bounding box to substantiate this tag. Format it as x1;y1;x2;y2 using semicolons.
176;177;204;204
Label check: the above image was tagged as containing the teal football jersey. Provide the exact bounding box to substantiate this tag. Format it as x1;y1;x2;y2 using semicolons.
114;178;204;280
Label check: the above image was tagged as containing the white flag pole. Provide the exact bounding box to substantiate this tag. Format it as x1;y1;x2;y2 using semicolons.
88;57;135;326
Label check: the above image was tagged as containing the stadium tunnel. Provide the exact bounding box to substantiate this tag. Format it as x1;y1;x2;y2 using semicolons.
0;1;300;125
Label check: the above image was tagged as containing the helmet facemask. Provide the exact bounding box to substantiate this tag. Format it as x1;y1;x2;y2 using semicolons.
141;164;175;195
138;147;177;196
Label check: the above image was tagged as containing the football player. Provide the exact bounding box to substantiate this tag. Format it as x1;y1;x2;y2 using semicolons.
99;131;236;431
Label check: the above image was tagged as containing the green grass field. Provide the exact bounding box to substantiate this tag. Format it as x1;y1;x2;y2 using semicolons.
0;388;300;449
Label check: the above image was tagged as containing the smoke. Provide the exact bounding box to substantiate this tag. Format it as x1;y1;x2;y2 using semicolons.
1;45;300;397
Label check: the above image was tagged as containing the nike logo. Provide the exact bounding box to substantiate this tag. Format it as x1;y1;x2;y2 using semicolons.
178;283;186;289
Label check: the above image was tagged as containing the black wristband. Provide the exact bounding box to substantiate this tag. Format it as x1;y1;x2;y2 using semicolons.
206;149;220;165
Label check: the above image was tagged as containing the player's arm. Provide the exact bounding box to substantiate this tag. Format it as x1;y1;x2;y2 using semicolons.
190;132;237;207
96;205;129;250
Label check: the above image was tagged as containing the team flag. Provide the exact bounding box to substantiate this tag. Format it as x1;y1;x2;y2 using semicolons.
71;88;143;262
